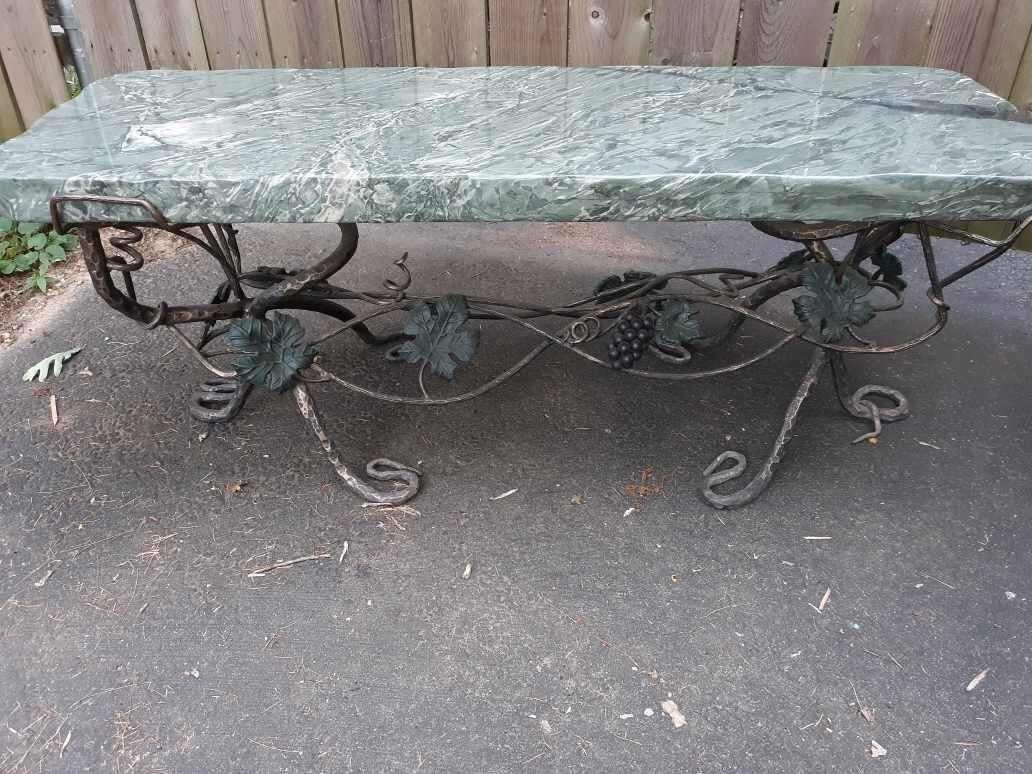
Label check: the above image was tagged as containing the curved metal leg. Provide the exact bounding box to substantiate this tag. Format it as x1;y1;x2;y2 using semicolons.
238;267;404;347
247;224;360;318
701;348;827;509
293;383;420;505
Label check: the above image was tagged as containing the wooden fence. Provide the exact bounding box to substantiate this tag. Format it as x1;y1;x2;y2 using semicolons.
3;0;1032;141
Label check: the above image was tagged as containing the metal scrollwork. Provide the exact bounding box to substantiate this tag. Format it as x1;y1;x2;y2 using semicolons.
565;316;602;345
49;193;1032;508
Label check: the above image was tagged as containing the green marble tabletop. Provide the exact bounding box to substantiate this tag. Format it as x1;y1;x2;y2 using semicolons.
1;66;1030;225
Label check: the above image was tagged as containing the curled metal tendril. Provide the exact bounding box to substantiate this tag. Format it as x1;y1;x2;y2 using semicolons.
382;253;412;299
346;253;413;306
565;316;602;345
106;226;147;272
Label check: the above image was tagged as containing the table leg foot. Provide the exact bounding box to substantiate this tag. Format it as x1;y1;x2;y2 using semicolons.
701;348;827;509
830;353;910;444
293;382;420;505
189;378;254;423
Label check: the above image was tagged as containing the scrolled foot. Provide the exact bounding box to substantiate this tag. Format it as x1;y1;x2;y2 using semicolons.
294;383;421;505
830;355;910;444
702;451;764;509
845;384;910;444
190;377;253;423
358;458;422;503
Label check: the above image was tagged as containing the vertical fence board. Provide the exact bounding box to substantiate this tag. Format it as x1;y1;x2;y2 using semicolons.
649;0;739;66
0;59;22;141
1009;28;1032;110
411;0;486;66
338;0;415;66
135;0;209;69
976;0;1032;94
265;0;344;67
828;0;939;66
196;0;273;69
568;0;651;66
0;0;67;126
488;0;567;65
76;0;149;77
925;0;998;78
737;0;836;66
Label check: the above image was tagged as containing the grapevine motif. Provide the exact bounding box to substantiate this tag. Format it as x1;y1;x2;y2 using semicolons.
68;192;1009;511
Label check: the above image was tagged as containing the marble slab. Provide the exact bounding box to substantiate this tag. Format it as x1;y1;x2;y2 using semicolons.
1;66;1031;224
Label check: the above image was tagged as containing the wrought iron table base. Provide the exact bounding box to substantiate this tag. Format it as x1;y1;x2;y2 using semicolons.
50;195;1032;508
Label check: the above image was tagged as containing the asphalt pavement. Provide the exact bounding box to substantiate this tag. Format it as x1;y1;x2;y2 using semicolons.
0;221;1029;773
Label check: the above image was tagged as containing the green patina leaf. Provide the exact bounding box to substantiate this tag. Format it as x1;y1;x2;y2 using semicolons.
227;313;316;392
792;263;874;342
396;295;477;380
656;299;702;347
870;248;907;291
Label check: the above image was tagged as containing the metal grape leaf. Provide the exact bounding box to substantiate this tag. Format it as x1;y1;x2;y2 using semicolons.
656;299;702;347
792;263;874;342
870;247;907;291
22;346;82;382
227;313;315;392
396;295;477;380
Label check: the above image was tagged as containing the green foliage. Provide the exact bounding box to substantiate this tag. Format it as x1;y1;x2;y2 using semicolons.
793;263;874;342
227;314;316;392
0;217;77;293
64;65;82;99
655;299;702;347
397;295;478;380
